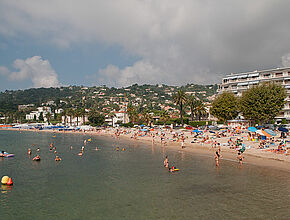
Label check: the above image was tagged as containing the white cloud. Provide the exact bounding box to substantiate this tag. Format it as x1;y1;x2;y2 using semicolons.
282;53;290;67
0;66;10;75
97;61;164;87
1;0;290;86
1;56;60;88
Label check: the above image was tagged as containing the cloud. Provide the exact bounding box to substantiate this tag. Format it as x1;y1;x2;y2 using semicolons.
1;56;60;88
0;66;10;75
1;1;290;86
281;53;290;67
97;61;164;87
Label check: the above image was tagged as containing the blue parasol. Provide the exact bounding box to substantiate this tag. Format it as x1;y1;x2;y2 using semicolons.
247;127;257;132
278;127;288;132
264;129;277;136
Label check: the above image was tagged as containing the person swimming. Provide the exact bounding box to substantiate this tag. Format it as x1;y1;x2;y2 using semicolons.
55;155;62;161
169;166;178;173
122;148;126;151
33;155;41;161
78;151;83;156
116;147;119;151
27;148;32;155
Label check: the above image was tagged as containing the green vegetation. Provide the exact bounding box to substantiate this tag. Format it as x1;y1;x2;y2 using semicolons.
210;92;239;122
240;82;286;124
173;90;187;125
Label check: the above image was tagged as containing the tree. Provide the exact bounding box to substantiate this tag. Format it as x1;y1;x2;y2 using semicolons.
74;109;81;126
159;110;170;125
186;94;197;121
210;92;239;122
46;112;52;124
127;105;139;124
88;110;105;126
173;90;187;125
240;82;286;124
195;100;206;121
39;112;44;122
141;109;152;126
66;108;74;126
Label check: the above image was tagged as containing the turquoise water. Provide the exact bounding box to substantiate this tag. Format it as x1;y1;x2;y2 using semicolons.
0;130;289;219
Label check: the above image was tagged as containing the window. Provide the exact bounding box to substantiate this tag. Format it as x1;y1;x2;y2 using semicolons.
275;72;283;77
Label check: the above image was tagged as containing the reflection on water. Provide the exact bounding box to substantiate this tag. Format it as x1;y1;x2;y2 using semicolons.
0;130;289;219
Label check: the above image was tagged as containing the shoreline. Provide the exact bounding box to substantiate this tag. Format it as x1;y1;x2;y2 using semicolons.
1;128;290;172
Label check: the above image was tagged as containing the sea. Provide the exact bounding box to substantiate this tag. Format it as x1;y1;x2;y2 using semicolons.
0;130;289;220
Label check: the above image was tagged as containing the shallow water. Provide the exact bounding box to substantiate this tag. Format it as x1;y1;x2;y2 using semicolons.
0;130;289;219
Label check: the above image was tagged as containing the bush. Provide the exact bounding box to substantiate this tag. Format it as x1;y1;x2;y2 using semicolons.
188;121;212;127
121;122;134;128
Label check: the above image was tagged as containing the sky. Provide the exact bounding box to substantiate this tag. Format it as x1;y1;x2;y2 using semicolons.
1;0;290;91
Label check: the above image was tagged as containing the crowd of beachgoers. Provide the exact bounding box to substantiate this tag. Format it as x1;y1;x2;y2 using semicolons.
1;125;290;170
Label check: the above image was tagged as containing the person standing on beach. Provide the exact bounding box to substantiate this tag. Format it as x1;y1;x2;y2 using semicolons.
237;152;244;165
181;135;185;148
164;156;169;168
215;151;220;167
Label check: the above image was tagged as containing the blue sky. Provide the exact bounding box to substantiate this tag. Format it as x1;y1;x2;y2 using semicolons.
1;0;290;91
0;34;138;90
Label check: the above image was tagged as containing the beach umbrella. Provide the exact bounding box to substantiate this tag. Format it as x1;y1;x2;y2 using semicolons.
264;129;277;136
247;127;257;132
261;130;271;137
209;131;215;134
141;129;148;132
255;130;265;136
278;127;288;132
192;129;202;133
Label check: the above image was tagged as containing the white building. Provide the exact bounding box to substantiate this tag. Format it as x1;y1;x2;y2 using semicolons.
218;67;290;121
105;111;129;127
26;107;53;122
61;115;89;126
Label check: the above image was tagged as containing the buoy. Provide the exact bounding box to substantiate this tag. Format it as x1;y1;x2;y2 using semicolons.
88;138;91;142
7;177;13;185
1;176;9;185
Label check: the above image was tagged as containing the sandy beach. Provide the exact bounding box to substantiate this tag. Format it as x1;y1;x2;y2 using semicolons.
2;127;290;172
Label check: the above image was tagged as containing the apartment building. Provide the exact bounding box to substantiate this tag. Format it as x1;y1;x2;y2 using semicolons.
218;67;290;121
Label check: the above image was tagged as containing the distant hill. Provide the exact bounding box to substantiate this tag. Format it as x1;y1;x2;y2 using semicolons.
0;84;218;113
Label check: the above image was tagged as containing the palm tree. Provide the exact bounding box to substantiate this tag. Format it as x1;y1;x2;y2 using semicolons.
46;112;52;124
195;100;206;121
186;94;197;121
127;105;139;124
74;109;81;126
80;108;87;125
173;90;187;125
159;110;170;125
141;109;152;126
66;108;74;126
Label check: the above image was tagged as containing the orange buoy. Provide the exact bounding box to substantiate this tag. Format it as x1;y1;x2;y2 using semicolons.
7;177;13;186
